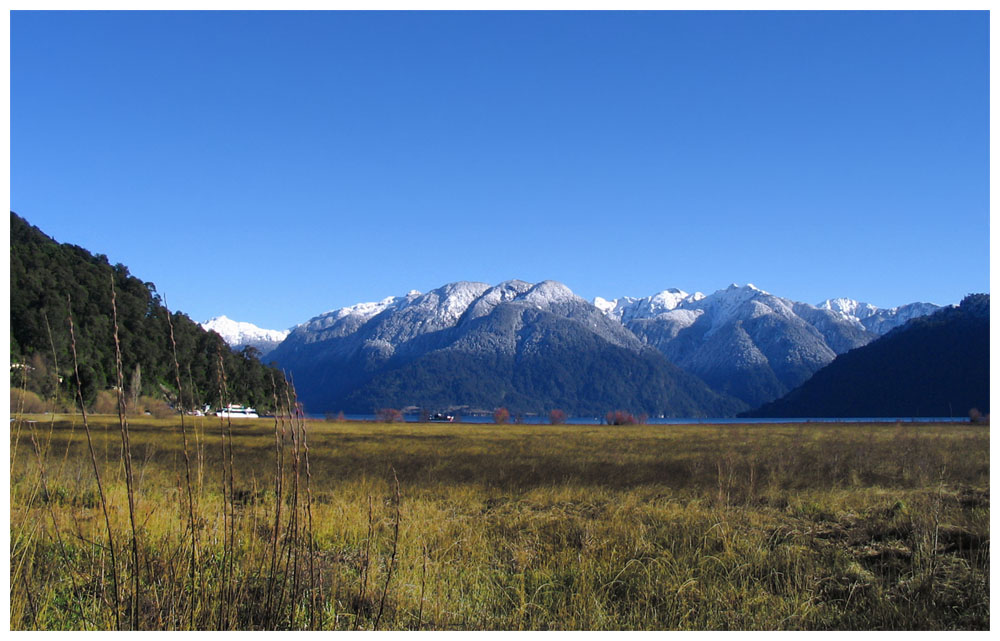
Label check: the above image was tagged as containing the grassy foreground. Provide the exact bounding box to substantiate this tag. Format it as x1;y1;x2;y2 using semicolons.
10;414;989;630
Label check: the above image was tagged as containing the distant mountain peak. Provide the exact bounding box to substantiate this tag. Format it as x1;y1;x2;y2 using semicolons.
201;316;290;357
523;280;577;307
593;288;704;323
816;297;942;334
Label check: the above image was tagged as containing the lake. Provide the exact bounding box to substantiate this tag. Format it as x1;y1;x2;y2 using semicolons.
305;414;966;425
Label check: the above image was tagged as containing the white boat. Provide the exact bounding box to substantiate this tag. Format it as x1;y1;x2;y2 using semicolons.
215;404;259;419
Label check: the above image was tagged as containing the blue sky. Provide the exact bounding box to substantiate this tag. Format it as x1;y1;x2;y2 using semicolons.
11;10;989;330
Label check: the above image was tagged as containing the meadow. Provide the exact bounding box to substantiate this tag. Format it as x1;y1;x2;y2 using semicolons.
9;414;990;630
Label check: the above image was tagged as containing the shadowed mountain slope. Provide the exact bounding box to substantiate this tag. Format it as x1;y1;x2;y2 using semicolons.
596;284;939;408
743;294;989;418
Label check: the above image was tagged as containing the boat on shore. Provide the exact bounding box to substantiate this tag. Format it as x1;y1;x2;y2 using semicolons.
215;404;259;419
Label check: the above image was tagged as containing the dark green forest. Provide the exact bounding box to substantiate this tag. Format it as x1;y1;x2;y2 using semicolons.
10;212;289;413
743;294;990;419
338;344;747;418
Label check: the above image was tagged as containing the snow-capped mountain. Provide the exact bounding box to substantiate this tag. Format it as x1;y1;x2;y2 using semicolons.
264;279;943;415
594;288;705;324
594;284;939;408
201;315;290;358
817;298;941;335
268;280;741;416
288;280;643;357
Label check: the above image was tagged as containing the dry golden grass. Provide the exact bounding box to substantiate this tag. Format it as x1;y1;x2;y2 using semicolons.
10;414;989;630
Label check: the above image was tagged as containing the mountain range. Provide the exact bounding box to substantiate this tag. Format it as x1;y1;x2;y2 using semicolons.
265;280;743;416
218;280;946;416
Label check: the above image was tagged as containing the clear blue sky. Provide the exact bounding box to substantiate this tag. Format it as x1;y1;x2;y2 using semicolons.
11;10;989;330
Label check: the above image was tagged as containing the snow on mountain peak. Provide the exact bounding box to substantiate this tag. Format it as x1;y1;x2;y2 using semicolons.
523;280;578;307
415;281;492;323
817;297;941;334
201;316;290;356
818;297;877;319
462;280;534;322
593;288;705;323
593;296;616;314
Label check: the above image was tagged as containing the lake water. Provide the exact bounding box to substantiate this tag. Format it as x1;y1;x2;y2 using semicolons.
306;414;966;425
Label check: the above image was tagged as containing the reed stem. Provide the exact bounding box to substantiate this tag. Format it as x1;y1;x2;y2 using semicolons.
67;294;121;630
110;276;141;630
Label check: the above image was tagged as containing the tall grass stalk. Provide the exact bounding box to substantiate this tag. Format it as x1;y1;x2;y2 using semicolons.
41;308;62;453
110;276;140;629
277;380;302;627
291;379;318;629
416;542;428;630
265;373;285;627
355;494;374;631
373;468;401;631
26;418;88;626
66;295;121;630
214;347;234;628
164;298;198;628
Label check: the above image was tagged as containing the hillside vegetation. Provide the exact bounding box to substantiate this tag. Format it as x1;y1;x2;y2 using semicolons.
10;212;287;412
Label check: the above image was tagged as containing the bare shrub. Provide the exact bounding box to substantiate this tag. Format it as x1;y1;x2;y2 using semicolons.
375;408;404;423
93;390;118;415
493;407;510;425
549;409;567;425
11;388;47;414
605;410;639;426
138;395;174;419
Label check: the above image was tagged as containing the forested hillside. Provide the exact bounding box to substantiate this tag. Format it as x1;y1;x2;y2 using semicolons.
743;294;989;419
10;212;288;413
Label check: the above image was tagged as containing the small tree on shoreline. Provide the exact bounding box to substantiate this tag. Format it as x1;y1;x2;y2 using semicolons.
605;410;644;426
376;408;404;423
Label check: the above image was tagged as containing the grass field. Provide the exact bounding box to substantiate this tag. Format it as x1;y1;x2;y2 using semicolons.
9;414;990;630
